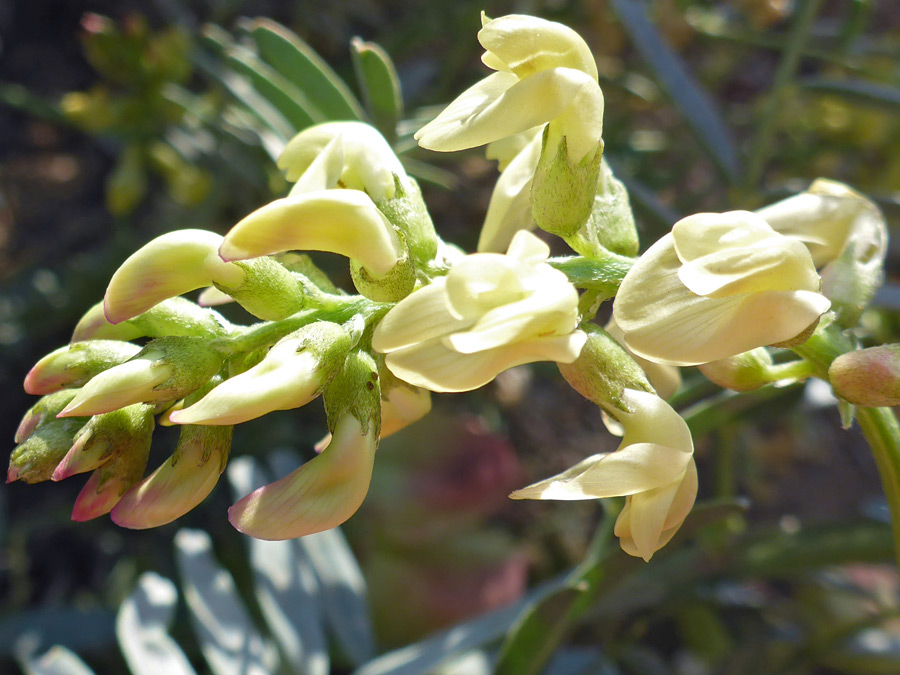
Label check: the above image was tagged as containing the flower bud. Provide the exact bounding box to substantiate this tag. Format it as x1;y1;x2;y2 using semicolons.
220;190;406;279
104;229;304;324
380;385;432;438
229;351;381;539
71;432;152;521
8;418;85;483
53;403;154;481
558;323;654;416
112;423;233;529
698;348;775;392
15;390;79;444
511;389;696;561
567;160;639;258
349;249;416;302
72;297;232;343
829;345;900;407
59;336;223;418
24;340;141;395
170;322;351;426
531;128;603;237
375;175;440;269
758;179;887;326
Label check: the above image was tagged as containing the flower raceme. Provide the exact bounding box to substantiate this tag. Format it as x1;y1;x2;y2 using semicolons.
415;14;602;163
511;389;696;561
372;230;586;393
613;211;832;366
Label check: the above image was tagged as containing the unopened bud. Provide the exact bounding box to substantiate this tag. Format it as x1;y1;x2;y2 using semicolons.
71;434;152;521
171;322;351;426
531;129;603;237
112;423;232;529
15;390;79;443
698;349;775;392
558;323;653;415
567;160;638;258
59;336;223;417
8;418;85;484
53;403;154;481
24;340;141;395
73;297;232;343
829;345;900;407
375;175;439;268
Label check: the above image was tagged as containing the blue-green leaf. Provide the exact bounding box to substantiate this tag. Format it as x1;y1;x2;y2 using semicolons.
174;529;279;675
800;77;900;111
350;38;403;141
608;0;740;181
228;456;329;675
116;572;195;675
242;18;365;122
267;450;376;667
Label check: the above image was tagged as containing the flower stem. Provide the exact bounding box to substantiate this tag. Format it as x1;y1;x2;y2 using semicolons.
791;323;900;571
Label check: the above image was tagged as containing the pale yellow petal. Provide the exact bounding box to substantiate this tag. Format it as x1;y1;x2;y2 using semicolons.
479;145;542;252
228;415;376;540
384;332;586;393
220;190;403;277
104;230;245;324
478;14;598;80
371;279;469;353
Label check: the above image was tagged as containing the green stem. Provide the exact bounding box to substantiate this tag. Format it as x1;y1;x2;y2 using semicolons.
765;359;817;382
742;0;822;194
212;296;383;356
791;324;900;571
549;254;635;299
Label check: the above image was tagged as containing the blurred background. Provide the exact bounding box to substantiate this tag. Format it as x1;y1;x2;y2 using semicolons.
2;1;900;673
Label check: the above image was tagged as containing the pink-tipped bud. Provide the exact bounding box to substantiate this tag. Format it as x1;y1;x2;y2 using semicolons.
58;336;223;418
52;403;154;481
380;385;432;438
15;390;79;443
829;345;900;407
71;432;152;521
112;424;232;529
228;414;377;539
8;418;86;484
72;297;232;343
24;340;141;395
170;322;351;426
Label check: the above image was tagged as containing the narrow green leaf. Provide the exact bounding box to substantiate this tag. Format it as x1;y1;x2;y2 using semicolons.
224;43;324;132
0;84;66;124
174;529;279;675
800;77;900;111
607;0;740;181
243;18;365;121
116;573;195;675
350;38;403;141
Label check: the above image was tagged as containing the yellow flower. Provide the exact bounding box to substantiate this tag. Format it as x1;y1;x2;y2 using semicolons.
372;231;586;392
278;121;408;202
511;389;696;561
613;211;831;366
414;13;603;164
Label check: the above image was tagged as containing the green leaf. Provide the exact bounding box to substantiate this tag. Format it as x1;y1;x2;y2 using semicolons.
350;38;403;141
607;0;740;181
224;43;324;132
800;77;900;111
115;573;195;675
0;83;66;124
242;18;365;122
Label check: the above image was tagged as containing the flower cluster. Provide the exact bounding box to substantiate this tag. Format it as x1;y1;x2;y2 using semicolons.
11;13;882;563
